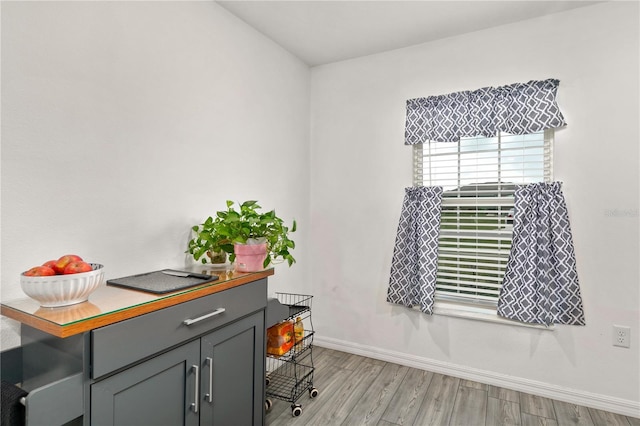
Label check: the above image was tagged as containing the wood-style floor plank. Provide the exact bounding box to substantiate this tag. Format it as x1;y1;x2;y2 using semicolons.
380;368;433;425
461;379;488;391
489;385;520;403
342;362;410;425
341;352;372;371
265;347;639;426
449;385;487;426
552;400;595;425
304;358;384;425
487;396;521;426
520;392;556;419
588;407;634;426
520;412;559;426
412;373;460;426
627;415;640;426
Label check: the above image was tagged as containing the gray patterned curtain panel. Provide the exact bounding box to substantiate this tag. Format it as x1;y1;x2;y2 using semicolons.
387;186;443;314
497;182;585;326
405;79;566;144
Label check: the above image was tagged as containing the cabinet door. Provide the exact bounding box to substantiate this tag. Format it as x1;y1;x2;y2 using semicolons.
200;312;265;426
91;340;200;426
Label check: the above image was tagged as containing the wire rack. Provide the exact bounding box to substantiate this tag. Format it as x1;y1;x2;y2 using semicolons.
275;292;313;317
265;292;318;417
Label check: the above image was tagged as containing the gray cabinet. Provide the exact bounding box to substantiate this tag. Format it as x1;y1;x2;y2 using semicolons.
91;340;200;426
200;312;265;426
91;311;265;426
89;280;267;426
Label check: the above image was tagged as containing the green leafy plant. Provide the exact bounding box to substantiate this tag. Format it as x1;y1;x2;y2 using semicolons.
187;200;296;268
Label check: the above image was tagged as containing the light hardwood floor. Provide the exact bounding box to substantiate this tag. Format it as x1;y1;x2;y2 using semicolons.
265;347;640;426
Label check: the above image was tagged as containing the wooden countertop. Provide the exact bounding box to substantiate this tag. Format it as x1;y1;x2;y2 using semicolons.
1;267;273;338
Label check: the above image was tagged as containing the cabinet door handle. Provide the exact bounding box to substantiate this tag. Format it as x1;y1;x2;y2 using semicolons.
205;357;213;403
183;308;226;326
190;364;199;413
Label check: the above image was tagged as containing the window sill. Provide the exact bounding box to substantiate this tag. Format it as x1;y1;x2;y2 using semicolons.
432;299;554;330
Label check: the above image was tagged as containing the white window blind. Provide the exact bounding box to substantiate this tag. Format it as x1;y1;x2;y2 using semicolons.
413;130;553;306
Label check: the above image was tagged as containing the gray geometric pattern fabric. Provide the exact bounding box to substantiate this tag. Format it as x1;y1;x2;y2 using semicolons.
387;186;443;314
497;182;585;326
405;79;566;144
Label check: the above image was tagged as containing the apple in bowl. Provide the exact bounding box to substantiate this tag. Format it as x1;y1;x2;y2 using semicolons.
24;265;56;276
52;254;85;274
63;261;93;274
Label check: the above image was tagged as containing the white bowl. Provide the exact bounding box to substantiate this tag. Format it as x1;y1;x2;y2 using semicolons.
20;263;105;308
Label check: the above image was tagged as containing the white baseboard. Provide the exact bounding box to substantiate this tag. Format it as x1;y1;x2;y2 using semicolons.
314;335;640;419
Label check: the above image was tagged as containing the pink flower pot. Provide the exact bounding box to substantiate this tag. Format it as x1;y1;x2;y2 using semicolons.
234;243;267;272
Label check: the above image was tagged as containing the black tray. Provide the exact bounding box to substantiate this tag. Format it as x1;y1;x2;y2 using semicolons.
107;270;218;294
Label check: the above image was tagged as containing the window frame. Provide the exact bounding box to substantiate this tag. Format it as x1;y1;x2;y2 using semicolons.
413;129;555;327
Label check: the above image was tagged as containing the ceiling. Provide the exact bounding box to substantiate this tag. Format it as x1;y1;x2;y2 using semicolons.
216;1;602;66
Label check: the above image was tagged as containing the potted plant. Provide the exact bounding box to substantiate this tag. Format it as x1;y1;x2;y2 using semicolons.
187;215;230;266
187;200;296;272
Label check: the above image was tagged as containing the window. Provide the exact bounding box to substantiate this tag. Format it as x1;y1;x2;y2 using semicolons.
413;130;553;307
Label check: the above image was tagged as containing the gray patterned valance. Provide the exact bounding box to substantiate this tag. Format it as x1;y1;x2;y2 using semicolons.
405;79;567;144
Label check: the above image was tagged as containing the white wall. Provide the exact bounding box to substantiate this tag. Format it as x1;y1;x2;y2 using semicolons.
310;2;639;414
1;1;311;348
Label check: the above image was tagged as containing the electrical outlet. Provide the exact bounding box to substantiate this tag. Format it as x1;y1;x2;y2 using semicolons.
613;325;630;348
